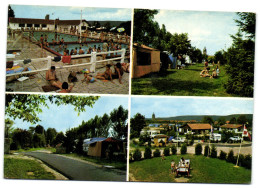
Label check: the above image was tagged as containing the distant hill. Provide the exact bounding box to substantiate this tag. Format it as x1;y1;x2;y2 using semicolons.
146;114;253;122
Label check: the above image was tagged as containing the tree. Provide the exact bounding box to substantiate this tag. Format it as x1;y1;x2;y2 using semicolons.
46;128;57;146
168;33;191;58
202;47;208;61
98;113;111;138
12;128;33;149
35;125;45;134
214;50;225;64
202;116;214;125
133;9;159;46
8;5;15;24
224;12;255;97
229;117;237;124
5;94;99;124
237;115;247;124
217;117;226;127
130;113;146;138
110;105;128;139
189;47;203;63
53;132;65;146
5;118;14;138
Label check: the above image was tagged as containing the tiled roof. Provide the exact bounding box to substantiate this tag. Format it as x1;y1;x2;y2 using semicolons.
133;43;159;51
187;123;211;130
220;124;243;129
9;17;88;25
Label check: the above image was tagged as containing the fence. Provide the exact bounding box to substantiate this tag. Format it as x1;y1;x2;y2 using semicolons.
6;48;126;77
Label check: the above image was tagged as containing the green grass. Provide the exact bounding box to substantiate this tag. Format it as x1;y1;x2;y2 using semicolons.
61;153;126;170
4;157;55;180
132;64;237;97
130;154;251;184
13;147;56;153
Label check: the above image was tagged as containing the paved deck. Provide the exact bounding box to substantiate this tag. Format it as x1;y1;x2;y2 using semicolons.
6;33;129;94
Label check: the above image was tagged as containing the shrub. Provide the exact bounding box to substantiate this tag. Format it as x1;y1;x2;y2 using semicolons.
219;150;227;160
133;148;142;161
210;144;217;158
195;143;202;155
171;145;177;155
204;145;210;157
164;147;170;156
188;139;194;146
180;143;187;155
226;150;235;164
242;154;252;169
153;149;161;157
144;147;152;159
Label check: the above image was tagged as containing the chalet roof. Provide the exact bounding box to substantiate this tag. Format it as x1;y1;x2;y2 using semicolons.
220;124;243;129
9;17;88;25
186;123;211;130
133;43;159;51
154;134;168;138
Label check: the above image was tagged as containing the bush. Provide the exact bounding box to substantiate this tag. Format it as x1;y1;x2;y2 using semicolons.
204;145;210;157
180;143;187;155
144;147;152;159
195;143;202;155
153;149;161;157
188;139;194;146
226;150;235;163
210;144;217;158
133;149;142;161
219;150;227;160
164;147;170;156
171;145;177;155
241;154;252;169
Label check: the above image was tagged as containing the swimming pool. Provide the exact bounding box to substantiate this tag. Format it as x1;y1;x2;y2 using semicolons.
24;31;94;43
49;43;128;55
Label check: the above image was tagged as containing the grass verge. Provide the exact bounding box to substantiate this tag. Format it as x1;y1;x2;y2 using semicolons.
129;154;251;184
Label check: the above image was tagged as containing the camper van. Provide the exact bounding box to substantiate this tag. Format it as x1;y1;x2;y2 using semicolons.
210;133;222;142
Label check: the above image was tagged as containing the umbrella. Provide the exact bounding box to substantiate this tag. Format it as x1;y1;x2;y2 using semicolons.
117;28;125;33
110;27;117;31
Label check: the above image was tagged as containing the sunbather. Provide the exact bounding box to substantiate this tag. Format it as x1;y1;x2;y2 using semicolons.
96;64;113;82
58;82;73;93
46;66;62;89
171;160;175;173
82;73;95;84
112;63;124;84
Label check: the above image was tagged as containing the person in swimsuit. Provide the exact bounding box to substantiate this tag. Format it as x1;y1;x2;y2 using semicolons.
96;64;113;81
112;63;124;84
58;82;73;93
82;73;95;84
46;66;62;89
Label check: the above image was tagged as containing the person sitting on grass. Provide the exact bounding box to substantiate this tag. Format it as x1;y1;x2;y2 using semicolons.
210;69;218;79
112;62;124;84
46;66;62;89
82;73;95;84
200;67;210;77
216;65;220;76
171;160;176;174
96;64;113;82
58;82;73;93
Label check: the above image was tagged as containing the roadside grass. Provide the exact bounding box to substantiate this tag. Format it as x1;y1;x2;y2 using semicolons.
11;147;56;153
129;154;251;184
61;153;126;170
132;63;237;97
4;157;55;180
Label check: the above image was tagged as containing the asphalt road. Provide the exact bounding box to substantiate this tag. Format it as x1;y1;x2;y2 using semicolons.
24;151;126;181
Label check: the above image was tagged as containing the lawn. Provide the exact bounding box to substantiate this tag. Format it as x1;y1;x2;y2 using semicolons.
4;157;55;180
132;63;237;97
129;154;251;184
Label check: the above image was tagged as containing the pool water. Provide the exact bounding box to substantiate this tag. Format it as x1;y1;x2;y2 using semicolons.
49;43;128;55
24;31;93;43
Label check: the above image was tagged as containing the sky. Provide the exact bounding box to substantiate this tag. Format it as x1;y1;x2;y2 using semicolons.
11;4;132;21
131;97;254;118
8;96;129;133
153;10;240;55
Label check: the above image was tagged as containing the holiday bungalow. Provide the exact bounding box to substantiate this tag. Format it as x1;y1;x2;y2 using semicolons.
219;124;243;134
83;137;125;159
153;134;168;147
131;43;161;78
180;123;211;135
9;14;89;33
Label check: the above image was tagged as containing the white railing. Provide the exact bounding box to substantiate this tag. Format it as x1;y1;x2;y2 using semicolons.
6;48;126;77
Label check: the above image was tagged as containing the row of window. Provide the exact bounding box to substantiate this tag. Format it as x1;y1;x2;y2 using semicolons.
18;23;47;28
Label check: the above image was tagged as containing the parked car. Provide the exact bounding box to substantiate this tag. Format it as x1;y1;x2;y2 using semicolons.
228;136;243;143
171;137;186;143
210;133;222;142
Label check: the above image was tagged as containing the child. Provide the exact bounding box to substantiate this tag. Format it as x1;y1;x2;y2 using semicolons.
82;73;95;84
171;160;175;173
96;64;113;81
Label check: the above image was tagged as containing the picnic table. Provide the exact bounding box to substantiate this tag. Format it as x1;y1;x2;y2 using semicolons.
176;159;190;177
